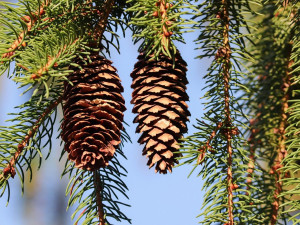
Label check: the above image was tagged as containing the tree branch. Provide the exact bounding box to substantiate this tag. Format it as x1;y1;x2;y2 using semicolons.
95;0;115;45
156;0;173;48
1;0;50;60
29;39;78;80
246;119;259;190
270;46;292;225
220;0;234;224
0;96;62;179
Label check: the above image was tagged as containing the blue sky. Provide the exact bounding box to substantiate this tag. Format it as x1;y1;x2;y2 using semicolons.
0;25;209;225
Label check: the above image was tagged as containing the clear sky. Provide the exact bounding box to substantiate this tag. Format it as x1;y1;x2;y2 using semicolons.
0;23;210;225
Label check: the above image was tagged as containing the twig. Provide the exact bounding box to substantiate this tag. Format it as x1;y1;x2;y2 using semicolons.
220;0;234;223
156;0;173;47
0;96;62;179
197;122;223;164
93;171;105;225
246;117;260;190
95;0;115;44
270;49;292;225
30;55;59;80
1;0;50;59
29;39;78;80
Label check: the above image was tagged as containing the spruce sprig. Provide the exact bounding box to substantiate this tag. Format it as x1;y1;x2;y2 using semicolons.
0;83;62;204
243;2;298;224
179;0;261;224
279;4;300;225
127;0;193;58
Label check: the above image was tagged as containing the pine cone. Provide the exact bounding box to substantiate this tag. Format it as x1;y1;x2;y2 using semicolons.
131;52;190;174
61;54;125;171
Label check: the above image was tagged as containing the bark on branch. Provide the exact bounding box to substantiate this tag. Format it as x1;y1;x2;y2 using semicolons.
220;0;234;224
93;171;105;225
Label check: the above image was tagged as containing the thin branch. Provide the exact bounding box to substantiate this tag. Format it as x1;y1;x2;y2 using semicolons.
246;122;259;190
270;47;292;225
197;122;223;164
0;96;62;179
95;0;115;43
1;0;51;60
93;171;105;225
29;39;78;80
156;0;173;48
220;0;234;223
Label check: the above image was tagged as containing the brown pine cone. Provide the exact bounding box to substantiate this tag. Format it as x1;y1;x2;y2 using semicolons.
61;54;125;171
131;51;190;174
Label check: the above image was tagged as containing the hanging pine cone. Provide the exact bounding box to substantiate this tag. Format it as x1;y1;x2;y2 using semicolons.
131;51;190;174
61;54;125;171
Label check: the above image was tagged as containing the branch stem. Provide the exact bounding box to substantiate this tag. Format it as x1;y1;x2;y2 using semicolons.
29;39;78;80
221;0;233;223
270;46;292;225
197;122;223;164
95;0;115;43
93;171;105;225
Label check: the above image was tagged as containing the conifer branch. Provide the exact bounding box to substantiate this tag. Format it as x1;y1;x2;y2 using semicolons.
29;40;78;80
179;0;261;223
0;80;62;201
219;0;234;223
64;131;131;225
246;120;259;189
127;0;192;58
270;47;291;225
278;3;300;224
1;0;50;60
246;146;255;188
197;121;222;164
96;0;115;42
60;1;131;223
0;96;62;179
243;2;298;223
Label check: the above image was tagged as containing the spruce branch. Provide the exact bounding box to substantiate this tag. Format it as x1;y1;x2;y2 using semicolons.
58;0;131;223
127;0;193;58
179;0;262;224
270;46;291;225
278;3;300;224
0;0;50;60
245;119;258;189
95;0;115;42
220;1;234;223
243;2;298;223
0;0;130;209
197;121;222;164
12;26;83;96
0;81;62;202
95;0;133;55
0;96;62;180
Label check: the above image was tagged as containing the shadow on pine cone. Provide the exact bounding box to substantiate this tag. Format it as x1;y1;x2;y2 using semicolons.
131;51;190;174
61;54;125;171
